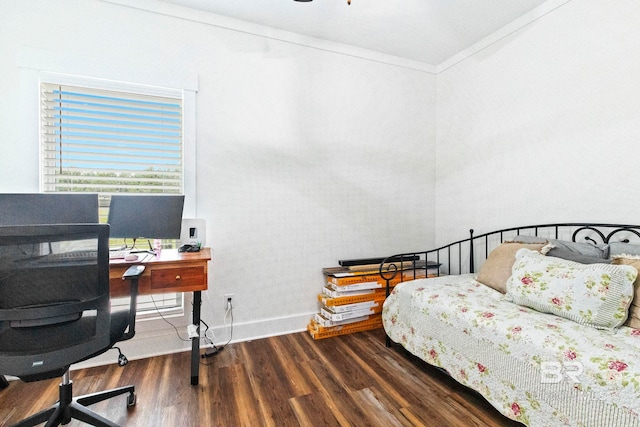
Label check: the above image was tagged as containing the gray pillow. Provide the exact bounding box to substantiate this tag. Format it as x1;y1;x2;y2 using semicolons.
610;242;640;257
546;238;609;264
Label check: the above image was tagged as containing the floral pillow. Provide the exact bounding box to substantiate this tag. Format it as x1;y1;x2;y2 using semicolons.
505;249;637;331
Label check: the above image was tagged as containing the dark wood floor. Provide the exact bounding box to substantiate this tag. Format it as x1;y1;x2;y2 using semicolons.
0;329;523;426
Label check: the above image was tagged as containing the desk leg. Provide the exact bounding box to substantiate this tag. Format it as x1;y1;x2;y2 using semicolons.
191;290;202;386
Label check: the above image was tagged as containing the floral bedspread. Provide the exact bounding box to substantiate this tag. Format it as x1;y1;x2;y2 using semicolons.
382;274;640;426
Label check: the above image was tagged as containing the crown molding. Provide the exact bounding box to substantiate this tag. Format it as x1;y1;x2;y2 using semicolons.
101;0;437;74
436;0;572;73
102;0;571;75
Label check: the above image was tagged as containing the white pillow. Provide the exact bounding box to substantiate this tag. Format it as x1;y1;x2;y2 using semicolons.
505;249;637;331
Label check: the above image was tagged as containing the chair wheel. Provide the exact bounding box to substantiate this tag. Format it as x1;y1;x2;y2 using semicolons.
127;392;137;408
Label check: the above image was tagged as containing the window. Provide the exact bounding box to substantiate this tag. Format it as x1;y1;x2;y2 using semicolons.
40;79;185;318
40;82;183;194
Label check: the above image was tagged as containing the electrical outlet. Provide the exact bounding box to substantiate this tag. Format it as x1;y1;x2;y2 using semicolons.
180;218;206;246
224;293;234;310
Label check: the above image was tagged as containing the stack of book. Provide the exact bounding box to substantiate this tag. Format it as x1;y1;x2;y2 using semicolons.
307;257;439;340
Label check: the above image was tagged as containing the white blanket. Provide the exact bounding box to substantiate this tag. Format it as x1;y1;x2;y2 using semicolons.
382;274;640;426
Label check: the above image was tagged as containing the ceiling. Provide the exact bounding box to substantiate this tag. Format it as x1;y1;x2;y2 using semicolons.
157;0;551;66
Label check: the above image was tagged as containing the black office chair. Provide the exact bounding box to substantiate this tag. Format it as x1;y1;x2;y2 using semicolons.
0;224;144;427
0;193;102;392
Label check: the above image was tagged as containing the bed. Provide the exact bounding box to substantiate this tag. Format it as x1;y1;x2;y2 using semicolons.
380;223;640;426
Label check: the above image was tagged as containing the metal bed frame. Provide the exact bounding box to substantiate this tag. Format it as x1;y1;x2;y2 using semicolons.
379;223;640;346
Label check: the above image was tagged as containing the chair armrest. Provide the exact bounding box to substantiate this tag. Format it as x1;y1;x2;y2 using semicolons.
123;264;145;280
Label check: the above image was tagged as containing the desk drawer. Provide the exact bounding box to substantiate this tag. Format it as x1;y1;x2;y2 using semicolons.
150;266;205;292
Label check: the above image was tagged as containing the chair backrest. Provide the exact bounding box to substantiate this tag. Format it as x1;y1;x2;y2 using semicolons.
0;224;111;381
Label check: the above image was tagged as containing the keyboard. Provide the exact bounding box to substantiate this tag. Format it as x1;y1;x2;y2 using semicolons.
109;250;129;260
35;250;97;264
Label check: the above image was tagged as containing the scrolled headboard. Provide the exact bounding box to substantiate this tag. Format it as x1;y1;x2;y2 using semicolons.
379;223;640;291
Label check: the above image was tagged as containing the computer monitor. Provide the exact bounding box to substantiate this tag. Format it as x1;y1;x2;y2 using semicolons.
0;193;99;225
107;195;185;240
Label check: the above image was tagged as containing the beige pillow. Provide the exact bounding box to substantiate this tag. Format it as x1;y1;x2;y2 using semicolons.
612;256;640;329
476;242;546;293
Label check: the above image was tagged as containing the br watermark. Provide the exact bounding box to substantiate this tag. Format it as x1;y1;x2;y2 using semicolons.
540;361;584;384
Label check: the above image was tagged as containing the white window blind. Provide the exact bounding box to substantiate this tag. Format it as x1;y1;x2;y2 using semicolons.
40;81;185;317
41;83;183;194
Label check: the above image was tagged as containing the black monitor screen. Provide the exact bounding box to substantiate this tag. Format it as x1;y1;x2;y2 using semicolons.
0;193;99;225
107;195;184;239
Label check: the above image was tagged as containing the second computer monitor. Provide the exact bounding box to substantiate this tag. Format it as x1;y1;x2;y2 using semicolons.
107;195;185;240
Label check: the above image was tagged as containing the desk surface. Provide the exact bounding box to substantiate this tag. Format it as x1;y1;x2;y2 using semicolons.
109;247;211;266
109;247;211;297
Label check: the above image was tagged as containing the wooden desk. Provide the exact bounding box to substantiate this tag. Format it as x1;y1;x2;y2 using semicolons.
109;248;211;386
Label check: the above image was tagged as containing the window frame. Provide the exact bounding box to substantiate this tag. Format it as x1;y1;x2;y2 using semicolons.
38;72;198;321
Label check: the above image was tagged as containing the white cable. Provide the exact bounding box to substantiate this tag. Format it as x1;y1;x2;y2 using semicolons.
205;328;216;345
220;303;234;347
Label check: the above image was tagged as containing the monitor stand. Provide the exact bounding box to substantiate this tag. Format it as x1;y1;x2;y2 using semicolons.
129;238;155;255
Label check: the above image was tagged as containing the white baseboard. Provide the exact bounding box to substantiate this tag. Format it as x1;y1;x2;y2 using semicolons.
71;311;314;371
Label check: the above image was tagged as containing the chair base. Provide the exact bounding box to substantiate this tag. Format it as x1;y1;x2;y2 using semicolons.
13;371;135;427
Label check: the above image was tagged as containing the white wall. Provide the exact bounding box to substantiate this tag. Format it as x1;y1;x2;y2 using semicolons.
0;0;436;362
435;0;640;244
